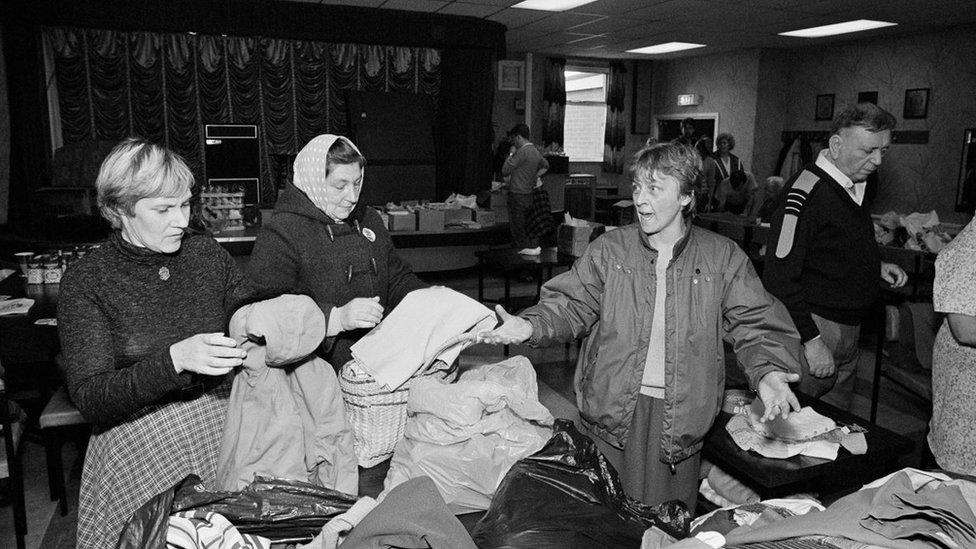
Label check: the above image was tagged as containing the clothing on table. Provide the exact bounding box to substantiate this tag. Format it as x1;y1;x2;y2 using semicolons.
246;184;426;370
57;233;256;549
167;511;270;549
929;218;976;476
585;395;700;510
519;224;801;476
338;476;477;549
501;141;548;195
218;294;358;494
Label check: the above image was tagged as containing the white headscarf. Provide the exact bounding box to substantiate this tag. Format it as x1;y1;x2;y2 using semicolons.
293;134;365;216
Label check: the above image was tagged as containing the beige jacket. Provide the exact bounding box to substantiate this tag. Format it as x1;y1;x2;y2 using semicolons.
218;294;358;494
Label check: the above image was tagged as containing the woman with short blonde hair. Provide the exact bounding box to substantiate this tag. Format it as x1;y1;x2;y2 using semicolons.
59;137;257;548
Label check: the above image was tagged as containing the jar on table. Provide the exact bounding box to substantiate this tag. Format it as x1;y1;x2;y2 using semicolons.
26;257;45;284
43;257;62;284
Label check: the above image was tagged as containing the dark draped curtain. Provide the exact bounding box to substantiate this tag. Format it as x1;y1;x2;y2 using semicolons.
44;27;441;204
602;62;627;173
541;57;565;148
435;48;493;197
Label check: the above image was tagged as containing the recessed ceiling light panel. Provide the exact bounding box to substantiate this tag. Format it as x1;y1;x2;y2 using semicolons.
512;0;599;12
779;19;897;38
626;42;705;54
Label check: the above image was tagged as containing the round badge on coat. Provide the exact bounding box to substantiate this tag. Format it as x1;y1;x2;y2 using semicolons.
362;227;376;242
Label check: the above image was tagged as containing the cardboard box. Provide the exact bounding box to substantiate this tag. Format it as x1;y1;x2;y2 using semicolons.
387;211;416;232
472;209;496;227
557;222;605;256
417;208;446;232
444;208;472;226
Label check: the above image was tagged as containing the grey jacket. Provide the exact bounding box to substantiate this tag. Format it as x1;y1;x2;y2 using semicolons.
521;224;801;463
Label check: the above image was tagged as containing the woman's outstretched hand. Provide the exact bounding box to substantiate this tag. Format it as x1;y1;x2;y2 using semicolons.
477;305;533;345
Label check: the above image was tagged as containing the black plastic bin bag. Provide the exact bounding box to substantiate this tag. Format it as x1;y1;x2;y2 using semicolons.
471;419;691;548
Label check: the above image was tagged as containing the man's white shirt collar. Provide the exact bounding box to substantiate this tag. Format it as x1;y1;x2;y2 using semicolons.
816;149;865;206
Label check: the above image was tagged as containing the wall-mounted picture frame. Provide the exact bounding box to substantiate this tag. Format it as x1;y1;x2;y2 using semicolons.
815;94;835;121
904;88;930;119
498;60;525;91
857;91;878;105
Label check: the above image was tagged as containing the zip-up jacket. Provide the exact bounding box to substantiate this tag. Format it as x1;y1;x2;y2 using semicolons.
521;224;801;463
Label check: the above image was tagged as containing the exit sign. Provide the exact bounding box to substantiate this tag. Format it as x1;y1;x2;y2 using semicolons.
677;94;701;106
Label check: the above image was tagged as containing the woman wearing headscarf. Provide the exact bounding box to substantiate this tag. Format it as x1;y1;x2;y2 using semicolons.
247;134;426;496
58;138;256;548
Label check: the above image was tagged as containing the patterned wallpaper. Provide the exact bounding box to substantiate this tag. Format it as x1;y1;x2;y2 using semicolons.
774;26;976;223
652;49;761;175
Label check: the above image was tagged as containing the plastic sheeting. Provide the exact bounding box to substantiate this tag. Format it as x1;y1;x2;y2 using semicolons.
118;475;357;548
384;356;555;514
471;419;692;548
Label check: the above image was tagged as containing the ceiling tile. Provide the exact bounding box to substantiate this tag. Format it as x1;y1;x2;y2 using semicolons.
454;0;519;5
627;0;715;21
319;0;386;7
437;1;501;17
567;0;669;17
568;17;649;35
515;11;605;34
380;0;449;11
487;7;551;29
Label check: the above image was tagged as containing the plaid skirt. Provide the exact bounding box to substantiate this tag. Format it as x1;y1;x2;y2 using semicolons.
76;379;231;549
526;188;555;244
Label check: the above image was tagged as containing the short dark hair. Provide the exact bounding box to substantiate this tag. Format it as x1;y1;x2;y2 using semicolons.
509;123;531;140
681;117;695;127
629;142;702;218
831;103;896;136
326;136;367;176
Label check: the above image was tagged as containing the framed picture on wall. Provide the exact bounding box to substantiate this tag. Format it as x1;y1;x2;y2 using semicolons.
815;94;835;121
498;60;525;91
857;91;878;104
904;88;930;119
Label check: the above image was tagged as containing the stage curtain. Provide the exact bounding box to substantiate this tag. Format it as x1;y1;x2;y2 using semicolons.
541;57;565;148
602;61;626;173
43;27;441;203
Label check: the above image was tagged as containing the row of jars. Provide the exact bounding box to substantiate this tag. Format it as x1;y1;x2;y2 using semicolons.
18;245;99;284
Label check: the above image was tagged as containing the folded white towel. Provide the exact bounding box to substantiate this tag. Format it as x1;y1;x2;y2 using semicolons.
350;287;495;390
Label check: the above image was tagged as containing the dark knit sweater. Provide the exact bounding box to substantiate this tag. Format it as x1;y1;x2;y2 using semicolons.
57;233;254;426
246;184;427;369
762;164;880;342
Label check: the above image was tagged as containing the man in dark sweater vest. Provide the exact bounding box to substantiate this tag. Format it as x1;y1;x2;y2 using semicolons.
764;103;908;411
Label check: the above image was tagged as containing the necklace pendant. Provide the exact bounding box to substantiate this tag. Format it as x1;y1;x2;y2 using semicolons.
159;266;170;281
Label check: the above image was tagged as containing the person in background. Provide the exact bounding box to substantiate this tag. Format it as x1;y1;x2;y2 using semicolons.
675;117;698;148
502;123;549;256
763;103;908;411
745;175;785;222
246;134;426;497
714;170;758;215
478;142;802;510
928;217;976;476
58;138;256;549
696;136;719;211
713;133;745;181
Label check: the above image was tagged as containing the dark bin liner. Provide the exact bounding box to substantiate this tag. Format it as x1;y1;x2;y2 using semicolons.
118;474;357;549
471;419;691;548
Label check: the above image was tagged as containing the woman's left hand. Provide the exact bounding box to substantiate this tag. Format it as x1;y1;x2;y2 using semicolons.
756;371;801;423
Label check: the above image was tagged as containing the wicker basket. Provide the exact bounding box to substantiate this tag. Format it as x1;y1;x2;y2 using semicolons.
339;360;457;468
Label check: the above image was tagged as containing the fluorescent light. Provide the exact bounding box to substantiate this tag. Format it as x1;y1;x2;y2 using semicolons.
627;42;705;55
512;0;598;11
779;19;896;38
